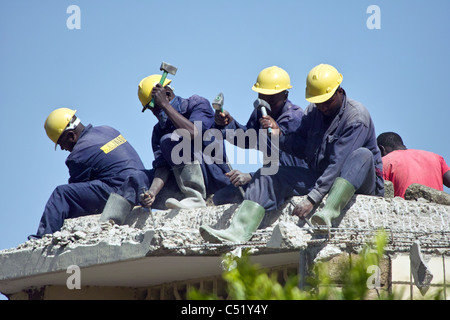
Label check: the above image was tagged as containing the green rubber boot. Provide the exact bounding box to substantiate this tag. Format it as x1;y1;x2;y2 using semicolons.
99;193;132;225
310;177;356;228
165;160;207;209
199;200;265;243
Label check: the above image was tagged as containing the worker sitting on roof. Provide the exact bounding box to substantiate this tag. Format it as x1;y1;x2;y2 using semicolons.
28;108;146;239
200;64;384;243
99;74;231;223
377;131;450;198
212;66;308;206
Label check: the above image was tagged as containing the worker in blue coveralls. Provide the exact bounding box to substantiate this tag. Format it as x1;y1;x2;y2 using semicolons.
200;64;384;244
99;74;231;223
212;66;307;205
28;108;146;239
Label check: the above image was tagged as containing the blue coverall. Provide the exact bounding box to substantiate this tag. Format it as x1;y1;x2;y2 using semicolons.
244;90;384;212
119;95;231;205
213;99;307;205
30;125;145;238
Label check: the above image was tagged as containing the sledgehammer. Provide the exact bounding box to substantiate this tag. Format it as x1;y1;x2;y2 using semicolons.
253;98;272;134
143;61;178;112
212;92;245;199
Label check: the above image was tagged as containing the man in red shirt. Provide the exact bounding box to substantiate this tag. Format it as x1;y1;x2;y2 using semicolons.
377;132;450;198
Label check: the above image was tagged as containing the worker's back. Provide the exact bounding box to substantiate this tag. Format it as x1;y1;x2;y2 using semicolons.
382;149;450;198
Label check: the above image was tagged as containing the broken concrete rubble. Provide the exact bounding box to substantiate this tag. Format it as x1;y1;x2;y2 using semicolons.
4;182;448;255
0;183;449;298
405;183;450;206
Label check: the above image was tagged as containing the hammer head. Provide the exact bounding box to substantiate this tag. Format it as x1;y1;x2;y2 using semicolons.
212;92;224;111
253;98;272;112
160;62;178;75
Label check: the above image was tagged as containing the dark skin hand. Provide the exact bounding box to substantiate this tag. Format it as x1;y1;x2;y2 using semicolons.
214;109;233;127
257;92;285;133
260;114;280;135
291;198;315;218
226;170;252;187
140;166;170;208
257;91;287;137
140;190;156;208
151;83;199;139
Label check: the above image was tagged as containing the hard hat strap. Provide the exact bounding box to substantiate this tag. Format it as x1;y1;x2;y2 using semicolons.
65;117;80;131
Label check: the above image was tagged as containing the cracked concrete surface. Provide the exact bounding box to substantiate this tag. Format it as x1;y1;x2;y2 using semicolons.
1;184;449;296
3;191;449;256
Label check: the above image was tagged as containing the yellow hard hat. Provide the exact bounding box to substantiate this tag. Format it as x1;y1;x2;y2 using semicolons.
138;74;172;107
252;66;293;95
305;64;343;103
44;108;77;148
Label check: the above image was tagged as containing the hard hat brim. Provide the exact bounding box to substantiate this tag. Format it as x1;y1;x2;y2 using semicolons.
138;77;172;107
252;85;292;95
305;87;337;104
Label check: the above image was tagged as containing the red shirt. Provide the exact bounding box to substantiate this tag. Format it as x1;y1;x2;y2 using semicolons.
382;149;450;198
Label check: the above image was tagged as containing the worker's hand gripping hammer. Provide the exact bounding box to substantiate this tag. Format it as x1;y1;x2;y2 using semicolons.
253;98;272;134
142;61;178;112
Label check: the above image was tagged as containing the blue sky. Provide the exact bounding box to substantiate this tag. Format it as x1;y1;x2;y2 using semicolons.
1;0;449;258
